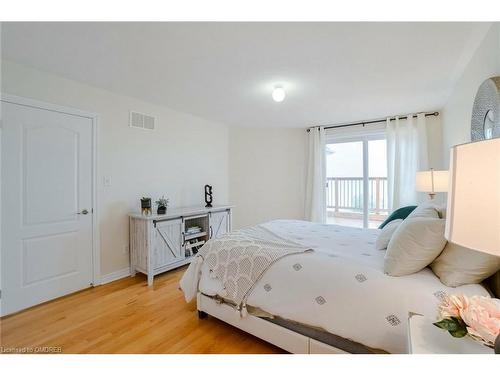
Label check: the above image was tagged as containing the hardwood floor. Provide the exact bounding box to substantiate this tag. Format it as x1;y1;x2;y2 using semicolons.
0;267;285;354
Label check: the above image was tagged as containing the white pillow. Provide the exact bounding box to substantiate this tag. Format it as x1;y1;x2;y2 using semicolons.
431;242;500;287
406;202;440;219
375;219;403;250
384;217;447;276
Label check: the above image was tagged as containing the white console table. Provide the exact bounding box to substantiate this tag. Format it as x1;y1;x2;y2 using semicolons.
129;205;233;285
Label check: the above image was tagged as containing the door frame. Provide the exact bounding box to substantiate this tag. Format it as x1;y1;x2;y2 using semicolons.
1;93;101;287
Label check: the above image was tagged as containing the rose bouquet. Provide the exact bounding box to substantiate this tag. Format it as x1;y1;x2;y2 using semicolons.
434;294;500;348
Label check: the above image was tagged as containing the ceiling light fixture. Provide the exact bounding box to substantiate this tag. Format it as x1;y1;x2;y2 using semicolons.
272;86;286;102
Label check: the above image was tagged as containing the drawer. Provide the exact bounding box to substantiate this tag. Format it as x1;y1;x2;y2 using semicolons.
309;338;348;354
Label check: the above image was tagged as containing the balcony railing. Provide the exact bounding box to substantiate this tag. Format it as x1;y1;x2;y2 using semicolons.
326;177;389;215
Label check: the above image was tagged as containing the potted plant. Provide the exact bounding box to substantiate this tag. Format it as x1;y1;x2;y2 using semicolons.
155;196;169;215
140;197;152;216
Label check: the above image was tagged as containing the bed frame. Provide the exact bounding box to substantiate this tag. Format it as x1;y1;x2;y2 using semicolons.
196;293;348;354
196;274;500;354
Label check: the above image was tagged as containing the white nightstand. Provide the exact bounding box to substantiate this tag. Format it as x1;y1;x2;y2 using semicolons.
408;313;494;354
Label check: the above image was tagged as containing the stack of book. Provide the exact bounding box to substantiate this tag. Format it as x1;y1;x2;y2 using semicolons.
184;226;206;257
186;238;205;256
185;226;202;236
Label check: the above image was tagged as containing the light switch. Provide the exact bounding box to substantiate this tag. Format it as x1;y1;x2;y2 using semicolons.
103;176;111;187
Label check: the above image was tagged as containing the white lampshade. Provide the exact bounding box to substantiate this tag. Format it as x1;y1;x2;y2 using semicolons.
445;137;500;257
416;169;449;193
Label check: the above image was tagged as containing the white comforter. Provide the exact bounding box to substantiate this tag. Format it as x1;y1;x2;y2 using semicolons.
182;220;489;353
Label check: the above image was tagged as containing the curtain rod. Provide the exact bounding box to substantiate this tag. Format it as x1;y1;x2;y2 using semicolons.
306;111;439;132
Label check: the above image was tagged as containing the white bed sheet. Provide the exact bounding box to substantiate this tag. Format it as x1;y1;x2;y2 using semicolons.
194;220;489;353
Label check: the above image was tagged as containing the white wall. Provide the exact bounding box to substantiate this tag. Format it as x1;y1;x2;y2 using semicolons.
228;127;307;229
442;24;500;167
1;60;229;276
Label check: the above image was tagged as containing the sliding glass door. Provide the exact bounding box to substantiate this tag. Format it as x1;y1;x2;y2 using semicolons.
326;136;388;228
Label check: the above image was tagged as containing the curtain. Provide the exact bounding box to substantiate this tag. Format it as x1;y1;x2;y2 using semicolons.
386;113;428;210
305;126;326;223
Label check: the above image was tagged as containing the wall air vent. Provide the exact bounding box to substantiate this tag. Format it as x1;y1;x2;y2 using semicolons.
130;111;156;130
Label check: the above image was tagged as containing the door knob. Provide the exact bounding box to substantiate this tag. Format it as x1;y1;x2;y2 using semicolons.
78;209;89;215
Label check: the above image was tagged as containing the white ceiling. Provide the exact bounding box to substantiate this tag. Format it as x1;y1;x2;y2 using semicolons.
1;22;491;128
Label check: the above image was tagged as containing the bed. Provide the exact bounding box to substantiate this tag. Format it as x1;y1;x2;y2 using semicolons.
180;220;491;354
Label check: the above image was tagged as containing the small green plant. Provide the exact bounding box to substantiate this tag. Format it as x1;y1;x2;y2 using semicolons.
433;317;468;338
155;196;169;207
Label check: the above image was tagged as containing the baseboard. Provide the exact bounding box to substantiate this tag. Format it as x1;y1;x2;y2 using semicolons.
100;267;131;285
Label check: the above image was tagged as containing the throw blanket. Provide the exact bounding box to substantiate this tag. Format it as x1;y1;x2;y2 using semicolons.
180;225;312;315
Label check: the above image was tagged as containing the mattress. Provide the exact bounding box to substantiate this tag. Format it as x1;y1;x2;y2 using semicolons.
190;220;490;353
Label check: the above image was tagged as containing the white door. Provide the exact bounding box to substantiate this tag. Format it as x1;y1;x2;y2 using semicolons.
1;99;95;316
210;211;229;239
154;219;183;268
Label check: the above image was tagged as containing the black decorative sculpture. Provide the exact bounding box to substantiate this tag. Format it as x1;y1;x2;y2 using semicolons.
204;184;213;208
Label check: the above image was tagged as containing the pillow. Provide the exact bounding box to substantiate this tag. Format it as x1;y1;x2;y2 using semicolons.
378;206;416;229
384;217;447;276
430;243;500;287
406;202;440;219
375;219;403;250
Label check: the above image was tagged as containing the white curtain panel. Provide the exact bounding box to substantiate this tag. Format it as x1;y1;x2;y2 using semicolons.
386;113;428;210
305;127;326;223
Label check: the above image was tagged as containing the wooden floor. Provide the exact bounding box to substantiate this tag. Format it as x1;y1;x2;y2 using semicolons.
0;267;285;354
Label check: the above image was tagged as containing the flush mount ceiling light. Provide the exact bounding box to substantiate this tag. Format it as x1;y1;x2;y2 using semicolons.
272;86;286;102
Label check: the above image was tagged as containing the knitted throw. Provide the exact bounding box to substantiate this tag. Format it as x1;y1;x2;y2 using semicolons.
198;225;312;312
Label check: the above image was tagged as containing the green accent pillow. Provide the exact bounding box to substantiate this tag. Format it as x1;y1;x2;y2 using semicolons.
378;205;417;229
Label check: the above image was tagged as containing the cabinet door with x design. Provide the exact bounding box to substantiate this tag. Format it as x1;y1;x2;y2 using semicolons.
154;218;183;269
210;210;230;239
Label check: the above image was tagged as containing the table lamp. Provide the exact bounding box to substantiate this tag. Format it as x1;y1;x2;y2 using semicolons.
416;168;449;199
445;137;500;353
